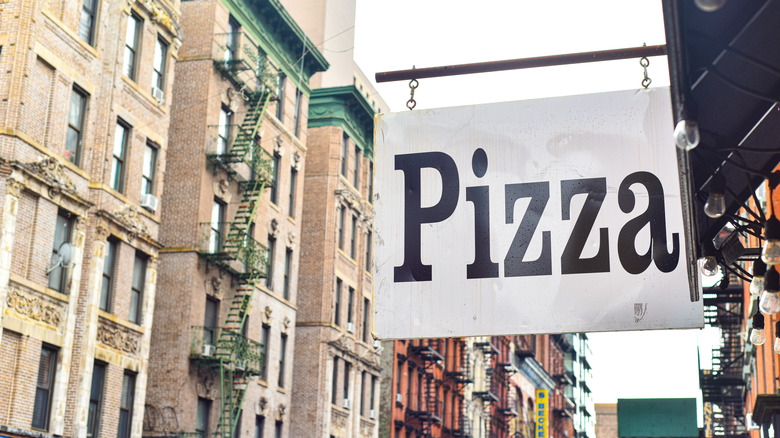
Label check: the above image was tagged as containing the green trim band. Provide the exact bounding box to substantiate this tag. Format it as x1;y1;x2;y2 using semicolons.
307;86;376;159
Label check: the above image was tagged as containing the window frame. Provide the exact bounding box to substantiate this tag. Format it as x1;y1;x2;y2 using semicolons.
210;199;226;253
141;141;158;197
32;344;58;431
196;397;211;438
270;153;280;205
87;361;107;438
48;211;73;293
365;229;372;273
343;361;350;404
129;253;147;324
331;357;339;405
255;415;265;438
347;286;354;327
266;234;276;289
350;214;358;259
278;333;287;388
337;207;345;251
340;133;348;177
66;87;88;166
288;166;297;218
217;105;232;155
111;121;130;193
123;13;142;80
368;161;374;203
334;278;342;326
275;74;286;120
353;145;360;187
260;324;270;381
362;297;370;342
293;88;302;137
100;238;118;312
79;0;99;46
283;248;292;300
117;371;136;438
152;36;169;92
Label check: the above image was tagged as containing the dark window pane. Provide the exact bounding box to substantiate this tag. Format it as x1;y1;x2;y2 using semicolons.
100;239;117;312
32;346;57;430
87;362;106;438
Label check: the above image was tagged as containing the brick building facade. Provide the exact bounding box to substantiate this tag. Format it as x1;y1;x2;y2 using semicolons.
0;1;180;438
143;1;326;438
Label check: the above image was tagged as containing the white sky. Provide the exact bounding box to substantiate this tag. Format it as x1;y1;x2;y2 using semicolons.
352;0;710;413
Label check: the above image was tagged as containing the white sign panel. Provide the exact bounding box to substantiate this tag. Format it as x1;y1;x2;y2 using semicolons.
373;87;702;340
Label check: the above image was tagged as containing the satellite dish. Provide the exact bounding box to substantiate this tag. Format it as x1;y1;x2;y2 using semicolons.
46;242;73;274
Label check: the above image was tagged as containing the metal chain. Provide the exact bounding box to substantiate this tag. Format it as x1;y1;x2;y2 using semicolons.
640;57;651;89
407;79;418;110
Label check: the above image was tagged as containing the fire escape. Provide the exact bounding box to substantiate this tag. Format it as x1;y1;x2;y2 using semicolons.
473;340;500;437
446;340;473;438
408;339;444;438
190;31;278;438
700;274;748;438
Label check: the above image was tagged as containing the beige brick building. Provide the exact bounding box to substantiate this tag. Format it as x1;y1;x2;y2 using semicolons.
144;1;327;438
279;1;389;437
0;1;180;438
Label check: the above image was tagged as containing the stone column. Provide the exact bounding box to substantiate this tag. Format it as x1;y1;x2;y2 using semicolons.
51;215;87;435
0;172;25;343
130;255;158;438
74;219;110;438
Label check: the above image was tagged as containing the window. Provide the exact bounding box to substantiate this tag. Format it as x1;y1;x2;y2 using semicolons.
130;253;146;324
275;75;285;120
350;214;358;259
123;14;141;80
288;167;297;218
217;106;232;155
260;324;270;380
79;0;98;45
210;199;225;253
111;122;128;193
368;161;374;203
278;334;287;388
362;297;370;342
87;362;106;438
417;372;423;410
283;248;292;300
343;362;350;404
365;230;372;272
334;279;342;326
142;142;157;196
48;211;72;293
340;133;348;177
66;88;87;165
443;388;448;428
196;398;210;438
293;88;302;137
204;297;219;347
274;421;282;438
226;17;239;64
100;239;117;312
331;357;339;405
117;372;135;438
270;153;280;205
152;37;168;93
233;413;242;438
266;235;275;289
254;416;265;438
32;345;58;430
347;287;354;328
406;364;412;408
353;145;360;187
337;207;345;250
396;361;402;394
370;375;377;412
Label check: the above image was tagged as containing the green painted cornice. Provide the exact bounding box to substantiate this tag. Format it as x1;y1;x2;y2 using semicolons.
308;86;376;159
222;0;329;95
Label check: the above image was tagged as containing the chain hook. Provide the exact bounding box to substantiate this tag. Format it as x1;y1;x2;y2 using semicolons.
639;43;651;88
407;78;418;110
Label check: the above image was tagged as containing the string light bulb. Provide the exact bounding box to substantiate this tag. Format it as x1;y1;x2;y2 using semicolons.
694;0;727;12
751;313;766;345
674;119;700;151
700;256;719;277
774;321;780;354
751;260;767;296
763;216;780;265
760;267;780;316
703;175;726;219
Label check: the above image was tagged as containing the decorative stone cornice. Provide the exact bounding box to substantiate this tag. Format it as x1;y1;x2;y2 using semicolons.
5;173;26;197
6;289;64;328
97;321;140;355
134;0;180;38
18;156;77;198
308;86;376;158
105;205;151;243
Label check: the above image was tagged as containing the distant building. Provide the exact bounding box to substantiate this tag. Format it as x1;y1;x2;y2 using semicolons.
595;404;617;438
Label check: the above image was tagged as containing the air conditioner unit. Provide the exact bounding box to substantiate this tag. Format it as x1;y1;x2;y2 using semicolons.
369;409;376;420
151;86;165;104
202;344;216;357
140;193;159;212
342;399;351;410
746;413;760;430
395;393;403;404
347;322;355;333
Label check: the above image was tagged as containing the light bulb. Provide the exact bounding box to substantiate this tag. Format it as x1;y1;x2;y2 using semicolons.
704;192;725;218
775;337;780;354
759;291;780;315
751;276;765;296
674;119;700;151
762;217;780;265
700;256;719;277
694;0;727;12
751;328;766;345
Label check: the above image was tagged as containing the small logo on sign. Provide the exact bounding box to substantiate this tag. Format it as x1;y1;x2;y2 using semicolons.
634;303;648;323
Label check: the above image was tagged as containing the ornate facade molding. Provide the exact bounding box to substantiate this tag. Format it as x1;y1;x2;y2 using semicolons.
276;404;286;421
5;173;26;197
273;138;285;157
6;289;64;327
97;321;140;355
291;151;302;170
135;0;180;37
285;231;296;248
268;218;280;238
255;397;268;415
108;205;151;241
262;306;273;325
281;316;291;334
329;334;358;358
19;156;77;198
